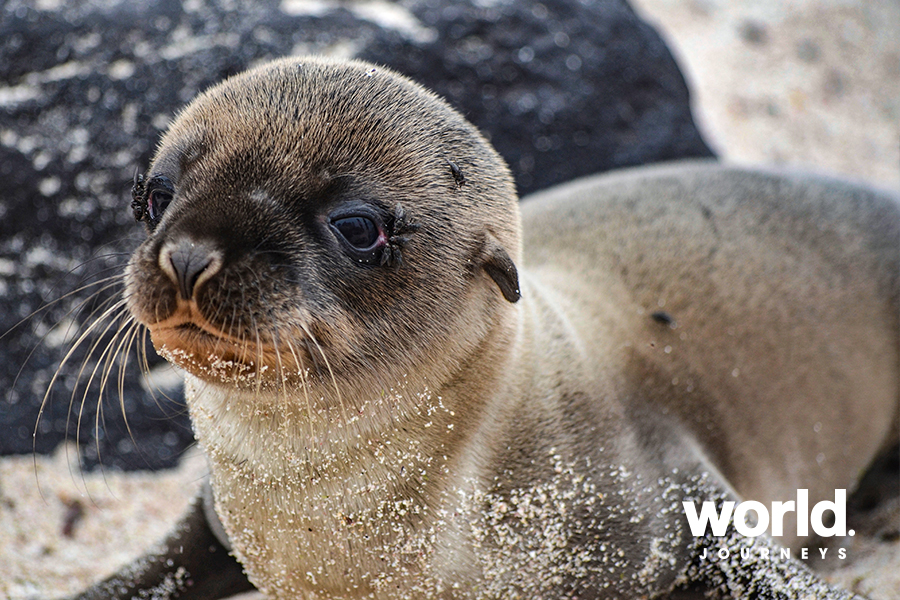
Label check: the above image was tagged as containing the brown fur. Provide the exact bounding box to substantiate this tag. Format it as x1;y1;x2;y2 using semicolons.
89;57;898;599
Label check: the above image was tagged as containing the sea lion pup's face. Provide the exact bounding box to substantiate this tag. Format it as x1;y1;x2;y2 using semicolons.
125;57;521;404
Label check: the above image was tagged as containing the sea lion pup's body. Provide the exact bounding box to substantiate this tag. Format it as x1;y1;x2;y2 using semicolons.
68;57;897;599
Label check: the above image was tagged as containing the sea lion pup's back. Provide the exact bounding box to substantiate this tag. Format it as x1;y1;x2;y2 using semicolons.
520;161;899;541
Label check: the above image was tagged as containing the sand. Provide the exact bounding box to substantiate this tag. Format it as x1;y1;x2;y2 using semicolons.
1;0;898;598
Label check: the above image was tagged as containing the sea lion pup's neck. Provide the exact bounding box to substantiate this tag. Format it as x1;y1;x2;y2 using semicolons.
183;302;521;485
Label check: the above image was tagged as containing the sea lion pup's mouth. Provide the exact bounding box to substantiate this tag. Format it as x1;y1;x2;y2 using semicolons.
146;307;313;386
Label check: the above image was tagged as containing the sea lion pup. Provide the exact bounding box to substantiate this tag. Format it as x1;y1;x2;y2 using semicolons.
65;56;897;599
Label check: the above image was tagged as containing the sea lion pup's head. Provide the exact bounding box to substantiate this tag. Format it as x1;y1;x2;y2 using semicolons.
125;57;521;405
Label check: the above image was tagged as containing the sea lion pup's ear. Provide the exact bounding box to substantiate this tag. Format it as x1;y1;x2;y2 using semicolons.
480;232;521;303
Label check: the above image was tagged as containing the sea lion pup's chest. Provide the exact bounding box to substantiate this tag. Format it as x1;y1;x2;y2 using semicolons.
185;376;452;597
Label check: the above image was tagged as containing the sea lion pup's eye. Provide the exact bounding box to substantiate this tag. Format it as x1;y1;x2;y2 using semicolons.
332;215;381;250
131;173;174;231
328;208;389;265
328;204;418;267
147;187;173;222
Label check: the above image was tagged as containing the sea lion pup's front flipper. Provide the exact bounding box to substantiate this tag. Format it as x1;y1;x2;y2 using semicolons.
64;485;254;600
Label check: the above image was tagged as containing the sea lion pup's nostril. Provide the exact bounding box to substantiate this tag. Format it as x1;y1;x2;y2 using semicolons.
159;238;223;301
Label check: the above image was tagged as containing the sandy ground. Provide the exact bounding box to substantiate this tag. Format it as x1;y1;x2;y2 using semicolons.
1;446;208;599
2;0;898;598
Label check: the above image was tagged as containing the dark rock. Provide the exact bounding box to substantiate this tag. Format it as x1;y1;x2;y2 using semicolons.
359;0;714;192
0;0;714;471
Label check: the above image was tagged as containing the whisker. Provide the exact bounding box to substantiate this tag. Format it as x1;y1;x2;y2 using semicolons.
302;336;323;379
57;300;128;497
285;337;315;447
1;265;128;344
34;296;129;465
271;330;293;442
73;307;134;498
118;286;179;409
253;317;264;397
11;277;126;418
25;276;129;500
300;322;347;427
107;318;141;449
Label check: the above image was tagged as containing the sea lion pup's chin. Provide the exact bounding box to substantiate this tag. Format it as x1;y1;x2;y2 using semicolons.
125;56;522;406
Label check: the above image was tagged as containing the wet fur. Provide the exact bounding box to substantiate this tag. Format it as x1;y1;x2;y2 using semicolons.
63;58;897;599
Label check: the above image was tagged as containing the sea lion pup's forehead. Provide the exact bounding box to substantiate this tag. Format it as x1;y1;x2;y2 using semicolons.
152;58;517;215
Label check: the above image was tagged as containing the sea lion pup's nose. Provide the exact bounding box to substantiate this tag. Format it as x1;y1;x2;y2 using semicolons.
159;238;223;301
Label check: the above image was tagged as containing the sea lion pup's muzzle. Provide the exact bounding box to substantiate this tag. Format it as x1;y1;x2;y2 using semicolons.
124;57;523;391
143;235;260;378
